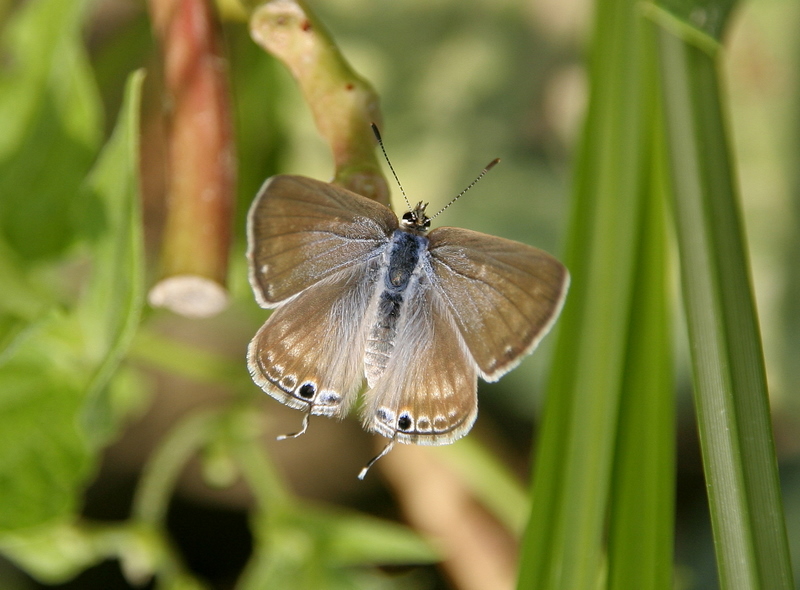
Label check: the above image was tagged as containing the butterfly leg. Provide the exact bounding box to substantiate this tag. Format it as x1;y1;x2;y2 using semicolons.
276;411;311;441
358;438;396;480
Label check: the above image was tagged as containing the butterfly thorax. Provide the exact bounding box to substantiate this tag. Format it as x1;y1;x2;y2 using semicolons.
364;228;430;386
400;201;431;234
385;230;425;290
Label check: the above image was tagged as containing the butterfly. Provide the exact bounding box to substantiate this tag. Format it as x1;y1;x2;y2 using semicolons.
246;128;569;478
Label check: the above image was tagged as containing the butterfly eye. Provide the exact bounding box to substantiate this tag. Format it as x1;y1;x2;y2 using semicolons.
397;413;413;431
298;383;316;399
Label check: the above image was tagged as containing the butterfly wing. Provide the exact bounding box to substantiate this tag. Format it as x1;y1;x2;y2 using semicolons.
361;275;478;445
247;175;397;417
247;175;398;306
248;248;382;418
427;227;569;381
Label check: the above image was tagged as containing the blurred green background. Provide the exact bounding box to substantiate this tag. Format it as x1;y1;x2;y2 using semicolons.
0;0;798;588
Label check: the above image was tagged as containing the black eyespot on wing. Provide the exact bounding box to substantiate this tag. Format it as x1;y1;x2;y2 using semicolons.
298;383;316;399
398;413;412;431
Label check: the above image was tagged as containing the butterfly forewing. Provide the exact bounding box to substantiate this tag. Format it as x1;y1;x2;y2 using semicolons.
362;276;478;446
248;261;380;418
427;227;569;381
247;175;397;306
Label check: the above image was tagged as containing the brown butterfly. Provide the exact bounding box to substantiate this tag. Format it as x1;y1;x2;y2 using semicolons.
247;128;569;477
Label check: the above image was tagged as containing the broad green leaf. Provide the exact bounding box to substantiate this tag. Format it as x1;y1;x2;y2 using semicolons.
0;311;94;530
0;71;145;532
0;238;53;353
0;0;102;261
77;70;146;445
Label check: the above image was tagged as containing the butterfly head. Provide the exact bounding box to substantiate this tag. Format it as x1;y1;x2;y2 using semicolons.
400;201;431;233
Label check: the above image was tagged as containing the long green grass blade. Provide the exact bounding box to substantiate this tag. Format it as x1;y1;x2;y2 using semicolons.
516;0;669;586
653;9;794;588
607;138;674;589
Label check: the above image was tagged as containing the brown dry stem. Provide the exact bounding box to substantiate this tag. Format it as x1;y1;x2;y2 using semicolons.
380;444;518;590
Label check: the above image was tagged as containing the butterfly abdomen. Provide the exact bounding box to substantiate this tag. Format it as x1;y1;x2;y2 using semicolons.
364;230;428;385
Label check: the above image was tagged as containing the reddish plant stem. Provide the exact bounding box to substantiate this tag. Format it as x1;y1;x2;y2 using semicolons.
148;0;236;317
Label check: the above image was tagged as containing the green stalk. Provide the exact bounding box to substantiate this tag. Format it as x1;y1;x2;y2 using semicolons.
652;9;794;587
248;0;388;204
517;0;667;585
607;134;673;589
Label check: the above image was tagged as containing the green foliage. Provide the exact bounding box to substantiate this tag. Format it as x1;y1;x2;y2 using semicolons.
653;8;794;586
0;0;795;588
0;0;102;261
517;0;794;587
0;14;144;533
517;0;675;585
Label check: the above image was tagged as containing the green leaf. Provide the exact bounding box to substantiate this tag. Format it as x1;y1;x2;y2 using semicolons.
0;0;102;261
607;141;674;589
0;519;189;587
0;238;53;353
224;403;437;589
0;71;145;532
0;312;94;530
240;505;437;590
517;0;664;586
0;521;113;583
652;0;738;42
305;508;439;567
654;22;794;589
77;69;146;445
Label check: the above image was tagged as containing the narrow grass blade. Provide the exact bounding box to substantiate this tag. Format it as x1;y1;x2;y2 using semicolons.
607;140;674;589
653;10;794;588
517;0;668;586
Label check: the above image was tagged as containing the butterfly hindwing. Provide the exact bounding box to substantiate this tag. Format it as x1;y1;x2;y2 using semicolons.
427;227;569;381
247;175;398;306
361;273;478;445
248;261;380;418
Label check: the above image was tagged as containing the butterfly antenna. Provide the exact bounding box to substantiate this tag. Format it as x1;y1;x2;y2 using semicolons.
430;158;501;220
276;412;310;441
371;123;412;211
358;438;395;480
